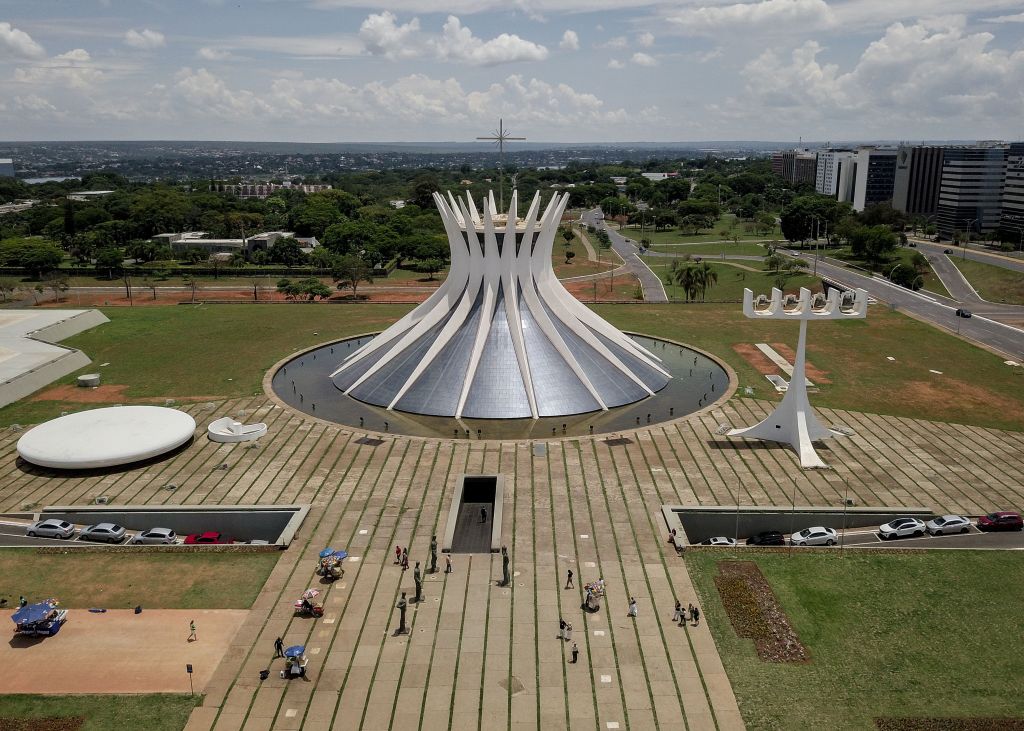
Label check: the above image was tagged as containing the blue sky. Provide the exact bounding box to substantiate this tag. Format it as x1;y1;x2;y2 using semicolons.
1;0;1023;142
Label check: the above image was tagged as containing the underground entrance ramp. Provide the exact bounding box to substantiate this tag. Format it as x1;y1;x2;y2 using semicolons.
444;475;505;553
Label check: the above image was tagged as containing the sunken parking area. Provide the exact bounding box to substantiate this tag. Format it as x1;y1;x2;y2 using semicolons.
0;504;309;548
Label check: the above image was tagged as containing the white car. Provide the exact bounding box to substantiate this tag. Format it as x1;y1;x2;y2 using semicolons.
790;526;838;546
879;517;926;540
131;527;177;544
700;536;737;546
79;522;127;544
25;519;76;539
925;515;971;536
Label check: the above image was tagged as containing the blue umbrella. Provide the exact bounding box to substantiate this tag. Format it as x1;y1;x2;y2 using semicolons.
284;645;305;658
318;548;335;559
11;601;56;625
331;550;348;560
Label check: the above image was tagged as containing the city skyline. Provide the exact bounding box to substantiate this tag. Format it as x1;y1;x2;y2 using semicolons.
0;0;1023;142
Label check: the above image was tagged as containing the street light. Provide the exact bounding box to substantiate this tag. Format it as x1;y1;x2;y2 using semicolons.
962;218;978;260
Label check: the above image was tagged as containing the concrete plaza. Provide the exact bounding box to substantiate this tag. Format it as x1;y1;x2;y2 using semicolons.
2;396;1023;730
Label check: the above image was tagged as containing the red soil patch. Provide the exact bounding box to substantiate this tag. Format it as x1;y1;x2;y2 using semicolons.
31;384;220;404
900;378;1021;422
0;719;83;731
562;272;640;301
732;343;777;376
770;342;832;384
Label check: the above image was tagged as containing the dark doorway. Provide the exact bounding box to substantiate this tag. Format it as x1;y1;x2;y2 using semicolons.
450;475;497;553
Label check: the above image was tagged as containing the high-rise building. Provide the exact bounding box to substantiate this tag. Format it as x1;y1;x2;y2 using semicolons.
936;145;1007;240
0;159;14;178
815;150;854;197
771;149;816;185
852;147;898;212
998;142;1024;247
892;145;945;218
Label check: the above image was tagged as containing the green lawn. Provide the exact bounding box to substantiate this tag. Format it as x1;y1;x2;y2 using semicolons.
823;246;952;298
641;258;822;302
0;550;280;609
3;300;1023;430
950;256;1024;305
0;695;201;731
686;551;1024;730
616;213;781;250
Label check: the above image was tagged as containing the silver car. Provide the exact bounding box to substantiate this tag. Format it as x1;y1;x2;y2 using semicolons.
131;527;177;544
80;522;127;544
26;519;76;539
700;536;737;547
925;515;971;536
879;517;926;540
790;526;838;546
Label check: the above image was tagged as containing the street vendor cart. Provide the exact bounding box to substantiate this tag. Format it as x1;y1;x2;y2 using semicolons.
12;599;67;637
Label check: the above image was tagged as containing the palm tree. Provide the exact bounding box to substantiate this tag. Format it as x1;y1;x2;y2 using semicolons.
667;259;699;302
696;262;718;302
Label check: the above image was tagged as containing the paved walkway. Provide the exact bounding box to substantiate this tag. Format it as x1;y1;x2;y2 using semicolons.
585;209;668;303
3;398;1024;730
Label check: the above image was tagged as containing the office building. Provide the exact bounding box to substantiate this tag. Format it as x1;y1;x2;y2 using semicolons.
892;145;945;218
771;150;817;185
936;145;1007;240
0;159;14;177
211;182;332;199
998;142;1024;246
852;147;898;212
815;150;854;197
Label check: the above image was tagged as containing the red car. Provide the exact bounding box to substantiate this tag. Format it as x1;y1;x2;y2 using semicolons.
184;531;236;544
976;512;1023;531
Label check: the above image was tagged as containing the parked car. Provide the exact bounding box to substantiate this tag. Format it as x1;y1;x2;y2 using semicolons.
977;511;1024;531
908;242;917;247
746;531;785;546
700;536;737;547
925;515;971;536
184;531;235;545
790;526;837;546
80;523;127;544
879;517;926;539
25;519;76;539
131;527;177;544
955;308;972;318
943;248;953;254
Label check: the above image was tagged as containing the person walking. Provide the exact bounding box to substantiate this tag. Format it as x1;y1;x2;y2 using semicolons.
687;603;694;624
401;548;409;571
691;605;700;627
480;506;488;524
559;618;566;641
628;597;637;618
274;637;284;658
571;642;579;664
673;600;681;625
18;595;27;608
565;569;574;589
445;554;452;574
565;622;573;642
188;619;197;642
394;545;402;564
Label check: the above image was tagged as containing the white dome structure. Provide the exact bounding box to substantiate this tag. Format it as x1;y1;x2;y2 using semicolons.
331;190;671;419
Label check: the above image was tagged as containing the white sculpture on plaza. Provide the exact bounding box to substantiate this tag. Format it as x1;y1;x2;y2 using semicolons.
330;190;671;419
728;286;868;468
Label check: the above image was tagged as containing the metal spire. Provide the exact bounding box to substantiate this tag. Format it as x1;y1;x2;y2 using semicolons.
476;118;525;213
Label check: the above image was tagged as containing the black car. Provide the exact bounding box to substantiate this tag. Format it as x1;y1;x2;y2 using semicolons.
955;308;972;318
745;531;785;546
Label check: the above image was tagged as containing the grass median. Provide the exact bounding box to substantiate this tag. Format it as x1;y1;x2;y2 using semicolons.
0;695;201;731
686;550;1024;730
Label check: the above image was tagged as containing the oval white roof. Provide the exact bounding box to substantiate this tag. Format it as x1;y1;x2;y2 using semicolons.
17;406;197;469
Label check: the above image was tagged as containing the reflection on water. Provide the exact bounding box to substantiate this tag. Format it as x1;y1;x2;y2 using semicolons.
270;334;730;440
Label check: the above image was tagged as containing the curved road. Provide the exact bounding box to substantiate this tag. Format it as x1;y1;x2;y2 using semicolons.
582;209;668;302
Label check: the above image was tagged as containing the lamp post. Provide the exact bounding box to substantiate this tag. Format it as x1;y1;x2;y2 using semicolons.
963;218;978;260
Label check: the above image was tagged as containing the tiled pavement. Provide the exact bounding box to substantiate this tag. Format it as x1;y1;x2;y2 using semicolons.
3;397;1023;731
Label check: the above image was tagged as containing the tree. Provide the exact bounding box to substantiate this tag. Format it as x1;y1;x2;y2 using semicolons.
849;225;898;265
95;247;124;280
332;254;374;300
409;174;441;210
308;247;338;272
754;211;776;236
182;273;199;304
565;250;576;264
666;259;699;302
182;247;207;264
888;263;923;290
0;277;18;302
561;227;574;246
694;261;718;302
269;237;307;267
419;258;446;280
0;238;64;277
764;251;786;273
277;277;331;301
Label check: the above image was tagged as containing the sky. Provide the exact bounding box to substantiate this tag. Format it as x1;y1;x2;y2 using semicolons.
1;0;1023;142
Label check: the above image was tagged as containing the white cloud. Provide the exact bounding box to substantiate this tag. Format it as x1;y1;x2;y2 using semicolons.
560;29;579;51
197;47;232;61
124;28;166;50
173;67;273;118
14;94;57;113
0;22;45;59
631;52;658;66
984;12;1024;23
359;11;422;59
666;0;834;35
432;16;548;66
311;0;665;13
608;59;625;69
13;48;102;90
696;47;724;62
637;32;655;47
599;36;628;50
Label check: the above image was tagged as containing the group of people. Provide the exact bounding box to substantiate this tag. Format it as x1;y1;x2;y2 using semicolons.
558;618;579;663
672;601;701;627
395;545;452;573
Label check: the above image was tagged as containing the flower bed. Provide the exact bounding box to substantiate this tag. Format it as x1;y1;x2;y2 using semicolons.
0;718;83;731
713;560;809;663
875;719;1024;730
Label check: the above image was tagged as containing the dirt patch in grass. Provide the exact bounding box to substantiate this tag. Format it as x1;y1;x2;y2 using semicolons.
732;343;777;376
899;377;1013;417
875;719;1024;730
771;343;832;384
30;384;221;403
714;560;809;663
0;719;83;731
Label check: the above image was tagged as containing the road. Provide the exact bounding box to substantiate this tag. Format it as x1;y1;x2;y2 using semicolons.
0;524;97;547
582;209;668;302
912;238;1024;275
839;525;1024;550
